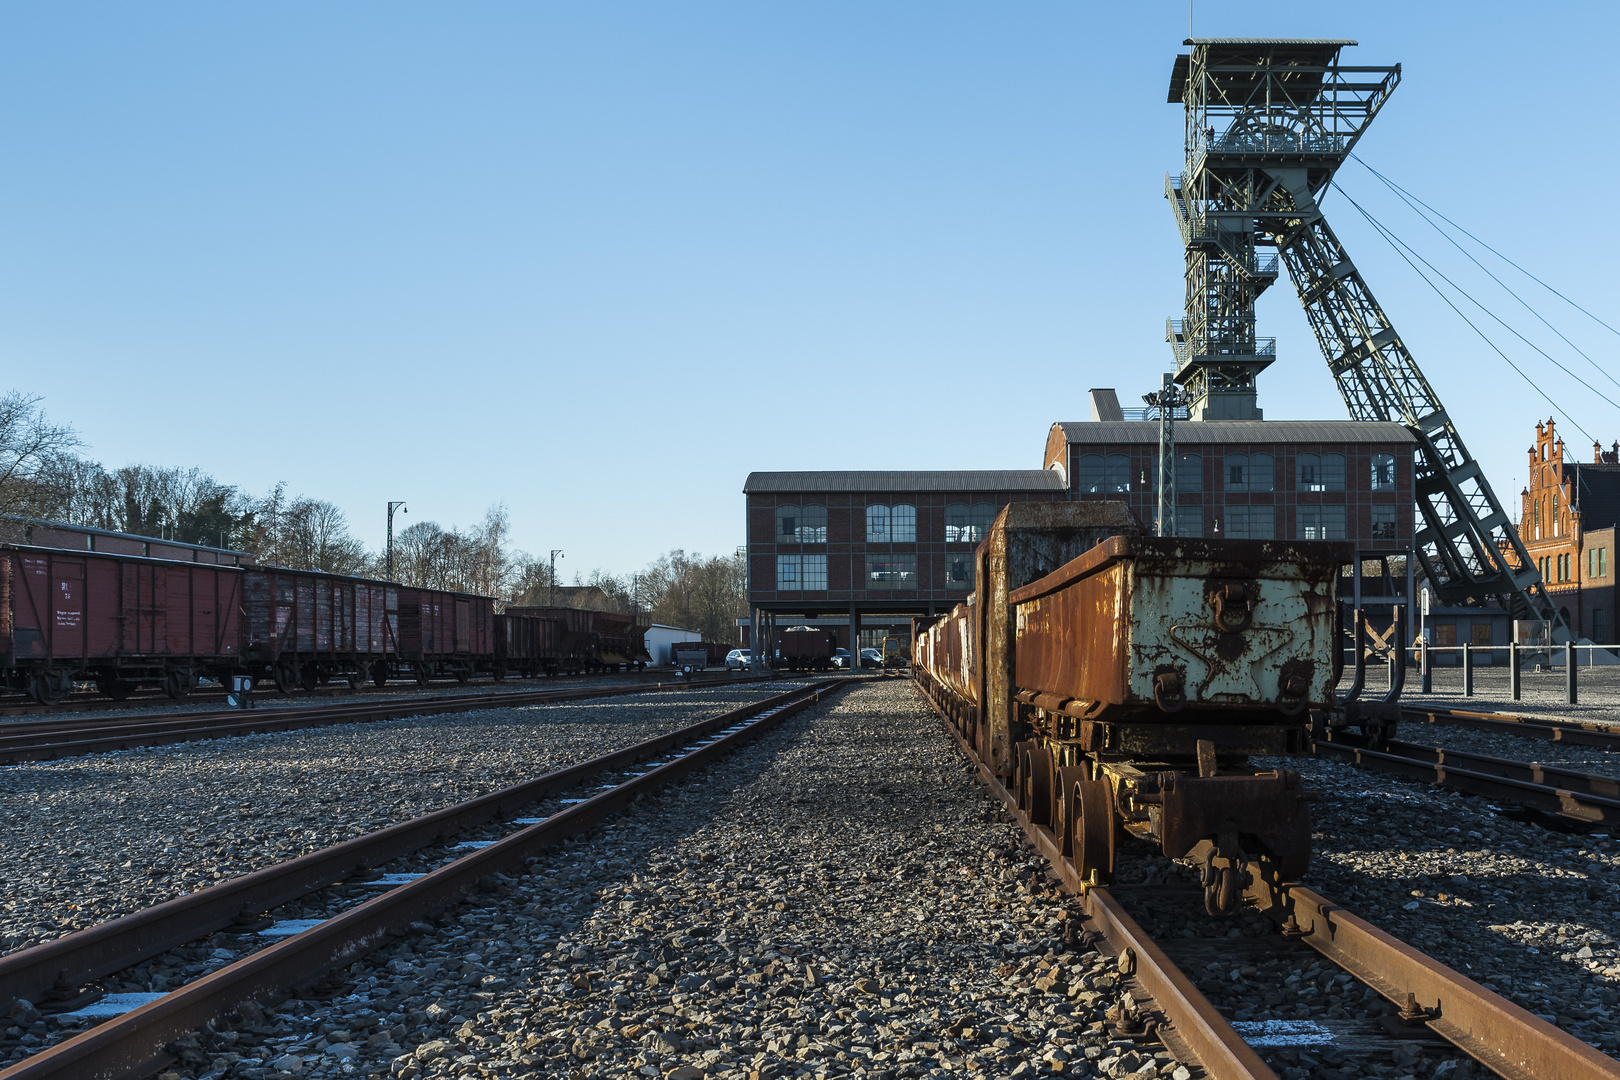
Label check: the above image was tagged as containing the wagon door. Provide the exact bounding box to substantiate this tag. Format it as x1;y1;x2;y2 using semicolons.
295;574;315;653
314;577;333;654
52;559;86;661
192;568;217;659
217;571;241;657
166;565;193;657
84;558;121;659
454;599;470;653
13;555;48;659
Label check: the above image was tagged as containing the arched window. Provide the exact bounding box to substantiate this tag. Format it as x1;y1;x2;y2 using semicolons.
1176;453;1202;493
866;503;916;543
775;504;826;543
865;504;891;543
1225;453;1273;492
1297;453;1345;491
945;503;1000;544
1371;453;1396;491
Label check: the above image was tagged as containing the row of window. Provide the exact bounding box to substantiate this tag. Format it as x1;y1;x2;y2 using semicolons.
773;502;1000;545
776;552;975;592
1539;547;1610;585
1076;452;1398;495
1217;504;1398;540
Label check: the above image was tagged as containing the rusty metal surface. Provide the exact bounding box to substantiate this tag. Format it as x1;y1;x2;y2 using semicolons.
1011;536;1349;717
1151;770;1313;879
916;677;1277;1080
0;680;846;1080
1315;734;1620;826
1245;865;1620;1080
1402;706;1620;750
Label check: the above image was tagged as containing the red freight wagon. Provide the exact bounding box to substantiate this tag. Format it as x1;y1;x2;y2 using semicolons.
242;568;395;692
492;611;563;678
393;587;494;685
504;606;596;674
0;544;242;704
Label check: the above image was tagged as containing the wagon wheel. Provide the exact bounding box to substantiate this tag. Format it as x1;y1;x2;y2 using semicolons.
455;664;470;684
298;661;318;693
29;669;67;707
370;659;387;687
96;676;133;702
273;659;296;695
492;665;507;682
1023;746;1057;830
415;661;432;687
1053;765;1091;857
163;668;194;700
1012;741;1035;813
346;667;366;691
1072;775;1117;884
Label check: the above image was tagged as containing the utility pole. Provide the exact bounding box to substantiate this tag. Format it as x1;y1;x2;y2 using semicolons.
1143;374;1190;537
386;501;408;582
550;549;564;606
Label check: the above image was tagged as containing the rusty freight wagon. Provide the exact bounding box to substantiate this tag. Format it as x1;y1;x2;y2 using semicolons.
242;568;396;691
0;544;242;703
775;627;837;671
591;611;651;671
391;587;494;685
492;610;563;679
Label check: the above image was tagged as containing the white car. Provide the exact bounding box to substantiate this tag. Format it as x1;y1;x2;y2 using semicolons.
859;647;884;668
725;649;752;670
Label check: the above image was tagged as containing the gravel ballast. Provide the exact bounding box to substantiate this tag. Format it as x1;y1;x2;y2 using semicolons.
21;680;1187;1080
0;683;805;958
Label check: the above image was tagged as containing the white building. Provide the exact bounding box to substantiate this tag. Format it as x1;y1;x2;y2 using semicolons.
645;624;704;666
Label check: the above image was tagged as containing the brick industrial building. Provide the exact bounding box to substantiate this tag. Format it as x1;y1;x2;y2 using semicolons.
1516;418;1620;643
744;390;1419;663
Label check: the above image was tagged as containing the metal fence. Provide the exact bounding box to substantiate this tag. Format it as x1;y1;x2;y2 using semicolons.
1342;640;1620;715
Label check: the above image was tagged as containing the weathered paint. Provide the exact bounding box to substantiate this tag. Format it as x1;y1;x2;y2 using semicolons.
1012;536;1351;717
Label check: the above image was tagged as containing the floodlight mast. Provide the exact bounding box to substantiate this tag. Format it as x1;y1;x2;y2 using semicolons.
1165;37;1560;629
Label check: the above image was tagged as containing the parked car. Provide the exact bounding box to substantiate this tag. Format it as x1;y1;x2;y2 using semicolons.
725;648;752;670
859;647;884;668
830;648;851;669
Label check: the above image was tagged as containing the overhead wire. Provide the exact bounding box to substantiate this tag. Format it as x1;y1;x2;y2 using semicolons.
1352;154;1620;393
1329;181;1599;445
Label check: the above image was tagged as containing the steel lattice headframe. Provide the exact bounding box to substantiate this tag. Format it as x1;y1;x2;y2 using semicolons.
1165;37;1559;627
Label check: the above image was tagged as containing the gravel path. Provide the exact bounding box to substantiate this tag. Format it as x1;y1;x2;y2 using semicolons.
0;683;804;958
1271;753;1620;1061
27;680;1194;1080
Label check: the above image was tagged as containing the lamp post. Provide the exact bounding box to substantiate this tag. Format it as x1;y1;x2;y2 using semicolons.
1143;375;1192;538
550;549;564;606
387;501;408;582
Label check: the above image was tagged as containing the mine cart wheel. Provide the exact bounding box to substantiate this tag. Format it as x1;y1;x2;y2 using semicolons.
28;669;69;706
1012;741;1035;813
1053;766;1091;857
415;662;432;687
1072;775;1117;883
346;667;366;691
298;661;318;693
273;659;296;695
1023;747;1057;830
371;660;389;687
163;669;194;700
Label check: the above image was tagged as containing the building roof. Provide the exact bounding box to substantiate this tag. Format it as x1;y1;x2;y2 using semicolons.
744;470;1066;495
1053;420;1416;446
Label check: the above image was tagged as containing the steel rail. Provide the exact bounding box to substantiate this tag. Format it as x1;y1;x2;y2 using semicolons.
1244;863;1620;1080
0;667;755;718
0;680;818;1012
914;681;1277;1080
0;675;781;764
0;679;847;1080
1315;734;1620;826
1401;706;1620;750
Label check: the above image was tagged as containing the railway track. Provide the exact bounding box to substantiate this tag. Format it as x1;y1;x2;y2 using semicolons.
0;666;757;719
0;673;781;764
1400;705;1620;750
915;680;1620;1080
0;678;848;1080
1316;731;1620;829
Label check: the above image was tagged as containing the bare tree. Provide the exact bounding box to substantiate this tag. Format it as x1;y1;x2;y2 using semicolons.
0;393;83;518
639;549;746;642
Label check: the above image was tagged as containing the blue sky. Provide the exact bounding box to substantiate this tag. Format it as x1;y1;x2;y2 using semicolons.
3;3;1617;574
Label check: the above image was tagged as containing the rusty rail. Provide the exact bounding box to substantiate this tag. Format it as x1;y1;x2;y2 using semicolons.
0;675;781;764
1317;733;1620;826
0;679;847;1080
1401;706;1620;750
1245;863;1620;1080
915;680;1277;1080
0;680;817;1011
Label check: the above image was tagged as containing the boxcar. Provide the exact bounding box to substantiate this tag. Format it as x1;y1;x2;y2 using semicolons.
0;543;242;703
243;568;394;691
393;587;494;684
776;627;837;671
492;610;563;678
